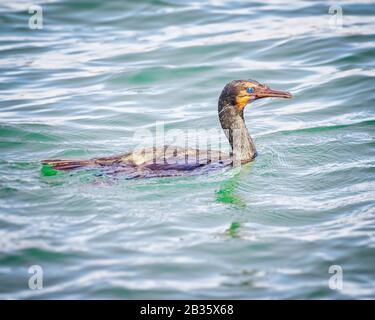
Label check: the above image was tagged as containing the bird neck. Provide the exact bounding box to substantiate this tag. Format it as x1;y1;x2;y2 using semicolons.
218;102;257;164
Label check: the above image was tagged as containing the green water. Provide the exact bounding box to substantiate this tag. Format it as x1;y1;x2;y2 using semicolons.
1;0;374;299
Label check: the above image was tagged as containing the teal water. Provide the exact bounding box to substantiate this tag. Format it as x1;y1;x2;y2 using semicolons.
1;0;375;299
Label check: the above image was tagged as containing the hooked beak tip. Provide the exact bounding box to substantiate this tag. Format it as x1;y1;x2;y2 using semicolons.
284;91;292;99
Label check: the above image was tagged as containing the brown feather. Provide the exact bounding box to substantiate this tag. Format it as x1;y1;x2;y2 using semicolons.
41;159;95;170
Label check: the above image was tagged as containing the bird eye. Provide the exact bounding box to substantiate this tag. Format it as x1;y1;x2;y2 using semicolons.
247;87;254;93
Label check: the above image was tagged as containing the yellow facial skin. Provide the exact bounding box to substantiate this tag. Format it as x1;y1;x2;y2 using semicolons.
235;94;252;111
235;81;257;111
234;80;292;111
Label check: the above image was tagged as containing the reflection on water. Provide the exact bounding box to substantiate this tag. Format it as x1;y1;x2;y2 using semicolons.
216;166;251;206
226;221;241;238
0;0;374;299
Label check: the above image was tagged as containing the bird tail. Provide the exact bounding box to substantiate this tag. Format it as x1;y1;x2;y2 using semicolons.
41;159;95;171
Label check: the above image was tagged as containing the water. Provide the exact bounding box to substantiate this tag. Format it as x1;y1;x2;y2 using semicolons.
1;0;374;299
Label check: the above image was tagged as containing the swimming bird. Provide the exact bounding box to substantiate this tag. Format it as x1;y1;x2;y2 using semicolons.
42;80;292;178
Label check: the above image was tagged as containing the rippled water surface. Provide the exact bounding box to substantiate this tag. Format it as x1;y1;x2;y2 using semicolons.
1;0;375;299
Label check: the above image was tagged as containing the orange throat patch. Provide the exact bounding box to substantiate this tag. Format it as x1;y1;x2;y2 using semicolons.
235;95;251;111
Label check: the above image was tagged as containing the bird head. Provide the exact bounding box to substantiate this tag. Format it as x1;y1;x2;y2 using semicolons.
220;79;292;112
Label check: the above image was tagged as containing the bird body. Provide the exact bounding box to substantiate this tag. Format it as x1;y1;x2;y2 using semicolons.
43;146;232;178
42;80;291;178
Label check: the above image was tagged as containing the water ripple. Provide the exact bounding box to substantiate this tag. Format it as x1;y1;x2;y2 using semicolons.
0;0;374;299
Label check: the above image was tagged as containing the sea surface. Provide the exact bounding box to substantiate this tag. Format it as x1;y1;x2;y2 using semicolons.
0;0;374;299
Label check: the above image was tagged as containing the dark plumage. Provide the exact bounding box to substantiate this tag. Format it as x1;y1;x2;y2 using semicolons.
42;80;291;178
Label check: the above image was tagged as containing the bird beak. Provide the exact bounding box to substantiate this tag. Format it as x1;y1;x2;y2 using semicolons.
257;85;292;99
